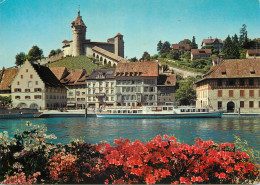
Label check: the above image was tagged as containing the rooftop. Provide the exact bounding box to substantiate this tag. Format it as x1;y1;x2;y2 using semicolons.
157;74;176;86
247;49;260;55
202;38;223;44
0;67;19;91
92;46;127;63
191;49;212;55
172;44;190;50
87;68;115;80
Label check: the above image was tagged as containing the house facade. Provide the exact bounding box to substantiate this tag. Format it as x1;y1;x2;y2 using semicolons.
0;67;19;97
86;69;116;108
114;62;158;106
191;49;212;60
201;37;223;51
157;73;177;106
246;49;260;59
172;44;190;54
11;60;67;109
195;59;260;113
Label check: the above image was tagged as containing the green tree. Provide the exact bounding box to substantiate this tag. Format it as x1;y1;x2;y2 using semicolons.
202;45;219;55
239;24;248;48
28;45;43;61
161;41;171;54
129;57;138;62
0;95;11;107
190;36;198;49
175;77;196;105
56;49;62;54
141;51;151;61
222;35;239;59
167;50;179;60
48;50;56;57
15;52;26;66
157;40;163;54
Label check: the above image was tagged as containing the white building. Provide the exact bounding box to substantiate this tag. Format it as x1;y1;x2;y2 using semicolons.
11;60;67;109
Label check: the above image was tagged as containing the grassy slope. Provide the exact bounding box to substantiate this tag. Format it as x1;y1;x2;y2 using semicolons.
45;56;99;73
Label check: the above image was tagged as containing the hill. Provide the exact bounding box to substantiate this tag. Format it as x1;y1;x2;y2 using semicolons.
45;56;99;73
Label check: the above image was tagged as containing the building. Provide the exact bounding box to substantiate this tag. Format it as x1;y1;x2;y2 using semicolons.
62;11;125;65
157;73;177;105
201;37;223;51
195;59;260;113
191;49;212;60
114;62;159;106
246;49;260;59
172;44;190;54
86;68;116;108
51;67;88;109
0;67;19;96
11;60;67;109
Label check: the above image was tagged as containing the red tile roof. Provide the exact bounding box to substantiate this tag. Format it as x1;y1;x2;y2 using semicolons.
50;67;69;80
172;44;190;50
191;49;212;55
0;68;19;90
197;59;260;82
115;62;159;77
157;74;176;86
202;38;223;44
71;12;86;27
62;69;87;85
247;49;260;55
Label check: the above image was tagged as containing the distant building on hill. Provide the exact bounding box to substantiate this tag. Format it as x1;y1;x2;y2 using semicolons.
246;49;260;59
11;60;67;109
62;10;125;66
191;49;212;60
195;59;260;114
201;37;223;51
172;44;190;54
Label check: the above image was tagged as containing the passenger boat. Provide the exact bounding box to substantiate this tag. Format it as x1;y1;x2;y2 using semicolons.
96;103;223;119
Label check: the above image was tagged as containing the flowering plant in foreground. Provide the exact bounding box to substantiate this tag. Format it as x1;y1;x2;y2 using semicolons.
98;135;259;184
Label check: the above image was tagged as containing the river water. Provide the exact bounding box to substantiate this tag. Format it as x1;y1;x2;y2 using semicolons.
0;116;259;151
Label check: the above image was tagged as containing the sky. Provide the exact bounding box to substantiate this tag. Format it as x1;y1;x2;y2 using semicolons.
0;0;259;68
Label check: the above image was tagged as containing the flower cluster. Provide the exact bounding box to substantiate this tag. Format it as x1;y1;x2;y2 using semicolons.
2;169;40;184
99;135;259;184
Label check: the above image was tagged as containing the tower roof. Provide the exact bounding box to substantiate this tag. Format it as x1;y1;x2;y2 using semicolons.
71;10;86;27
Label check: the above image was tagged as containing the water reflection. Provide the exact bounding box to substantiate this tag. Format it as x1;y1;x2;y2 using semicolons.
0;116;259;151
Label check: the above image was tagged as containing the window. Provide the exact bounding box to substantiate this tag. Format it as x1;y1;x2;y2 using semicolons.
240;90;244;97
34;88;41;92
17;81;20;85
218;90;222;97
240;101;244;108
259;101;260;108
34;95;41;99
35;81;38;85
249;79;254;86
217;79;222;86
249;101;254;108
15;96;20;99
82;92;85;95
259;90;260;97
218;101;222;110
26;69;28;72
239;79;245;86
249;90;254;97
30;74;33;79
14;88;21;92
76;91;80;95
25;89;30;92
227;79;235;86
25;96;30;99
21;75;23;79
229;90;233;97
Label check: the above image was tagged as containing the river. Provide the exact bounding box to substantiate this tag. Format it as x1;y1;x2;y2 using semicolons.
0;116;259;151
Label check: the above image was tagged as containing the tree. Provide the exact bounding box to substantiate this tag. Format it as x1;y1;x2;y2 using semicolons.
129;57;138;62
175;77;196;105
28;45;43;61
190;36;198;49
48;50;56;57
167;50;179;60
141;51;150;61
239;24;248;48
157;40;163;54
222;35;240;59
161;41;171;54
15;52;26;66
202;45;219;55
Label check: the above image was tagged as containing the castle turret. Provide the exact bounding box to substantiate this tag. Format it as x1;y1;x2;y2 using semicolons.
114;33;124;58
71;10;86;56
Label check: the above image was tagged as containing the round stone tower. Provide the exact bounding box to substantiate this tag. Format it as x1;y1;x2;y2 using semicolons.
71;10;86;56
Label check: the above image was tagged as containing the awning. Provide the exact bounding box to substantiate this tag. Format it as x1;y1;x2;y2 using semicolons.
67;103;76;106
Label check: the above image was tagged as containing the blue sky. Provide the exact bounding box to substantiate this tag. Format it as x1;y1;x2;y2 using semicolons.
0;0;259;68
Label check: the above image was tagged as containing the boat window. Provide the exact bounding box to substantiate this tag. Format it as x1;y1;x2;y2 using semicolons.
128;110;132;113
138;110;142;114
192;109;195;112
163;107;167;110
118;110;121;113
202;109;205;112
133;110;137;113
186;109;190;112
196;109;200;112
113;110;117;113
108;110;111;113
123;110;127;114
181;109;185;112
169;107;173;110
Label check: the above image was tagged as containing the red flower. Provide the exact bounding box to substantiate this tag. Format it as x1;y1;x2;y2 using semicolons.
171;181;179;184
191;176;196;182
169;136;177;142
196;176;203;182
219;173;226;179
163;135;169;139
180;177;187;184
